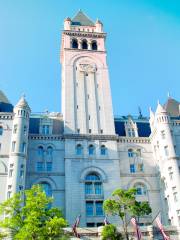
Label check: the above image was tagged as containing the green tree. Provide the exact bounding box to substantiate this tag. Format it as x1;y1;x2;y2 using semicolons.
101;224;123;240
103;188;152;240
0;185;68;240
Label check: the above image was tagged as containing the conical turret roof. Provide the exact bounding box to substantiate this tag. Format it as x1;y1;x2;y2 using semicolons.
71;10;94;26
15;95;31;111
155;102;167;115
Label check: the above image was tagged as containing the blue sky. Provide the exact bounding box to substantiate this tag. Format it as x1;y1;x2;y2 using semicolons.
0;0;180;116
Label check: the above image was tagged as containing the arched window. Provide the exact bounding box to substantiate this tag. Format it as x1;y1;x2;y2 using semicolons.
134;183;147;195
38;146;44;156
47;146;53;156
88;145;94;155
128;149;133;157
40;182;52;197
0;126;3;135
76;144;83;155
72;39;78;49
92;41;97;50
100;145;106;155
85;173;102;195
82;39;88;49
85;173;104;218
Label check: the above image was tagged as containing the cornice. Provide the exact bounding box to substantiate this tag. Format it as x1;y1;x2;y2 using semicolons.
63;30;106;38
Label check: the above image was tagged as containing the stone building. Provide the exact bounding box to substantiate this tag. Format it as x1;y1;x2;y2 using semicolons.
0;10;180;229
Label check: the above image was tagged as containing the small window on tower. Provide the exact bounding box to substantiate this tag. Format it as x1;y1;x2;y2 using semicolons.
72;39;78;49
89;129;92;134
13;124;18;134
82;39;88;49
92;41;97;50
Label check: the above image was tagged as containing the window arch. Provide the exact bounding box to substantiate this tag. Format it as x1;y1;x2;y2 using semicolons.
0;126;3;135
76;144;83;155
38;146;44;156
100;145;106;155
85;173;102;195
134;183;147;195
47;146;53;156
91;41;97;50
85;173;104;218
72;39;78;49
88;144;95;155
82;39;88;49
40;182;52;197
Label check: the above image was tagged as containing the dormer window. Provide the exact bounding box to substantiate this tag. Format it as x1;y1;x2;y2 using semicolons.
125;117;138;137
72;39;78;49
42;125;49;135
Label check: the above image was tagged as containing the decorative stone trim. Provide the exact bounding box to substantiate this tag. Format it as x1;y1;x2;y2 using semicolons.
120;173;158;177
0;114;13;120
27;172;65;176
63;30;106;39
29;134;63;141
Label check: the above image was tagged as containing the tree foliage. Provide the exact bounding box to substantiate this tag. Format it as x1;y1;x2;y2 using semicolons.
103;188;152;240
101;224;123;240
0;185;68;240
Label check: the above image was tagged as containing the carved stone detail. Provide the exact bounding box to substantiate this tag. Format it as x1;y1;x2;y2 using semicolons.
78;62;96;73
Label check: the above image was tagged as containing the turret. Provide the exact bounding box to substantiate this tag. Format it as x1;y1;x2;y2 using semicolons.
64;17;71;30
6;96;31;198
150;101;180;227
95;19;103;33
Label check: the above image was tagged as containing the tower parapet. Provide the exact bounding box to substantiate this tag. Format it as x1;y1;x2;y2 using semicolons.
6;96;31;197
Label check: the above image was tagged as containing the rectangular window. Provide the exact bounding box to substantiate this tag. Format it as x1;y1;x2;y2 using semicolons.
7;191;11;199
169;172;173;180
42;125;50;135
19;185;23;191
130;164;135;173
128;129;131;137
46;162;52;172
85;183;93;195
94;183;102;195
20;170;24;178
21;142;26;153
9;169;13;177
137;163;144;172
164;146;169;156
173;192;178;202
96;201;103;216
13;124;18;134
12;141;16;152
37;162;44;172
86;201;93;216
161;130;165;139
24;126;27;135
8;185;12;190
10;163;14;168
